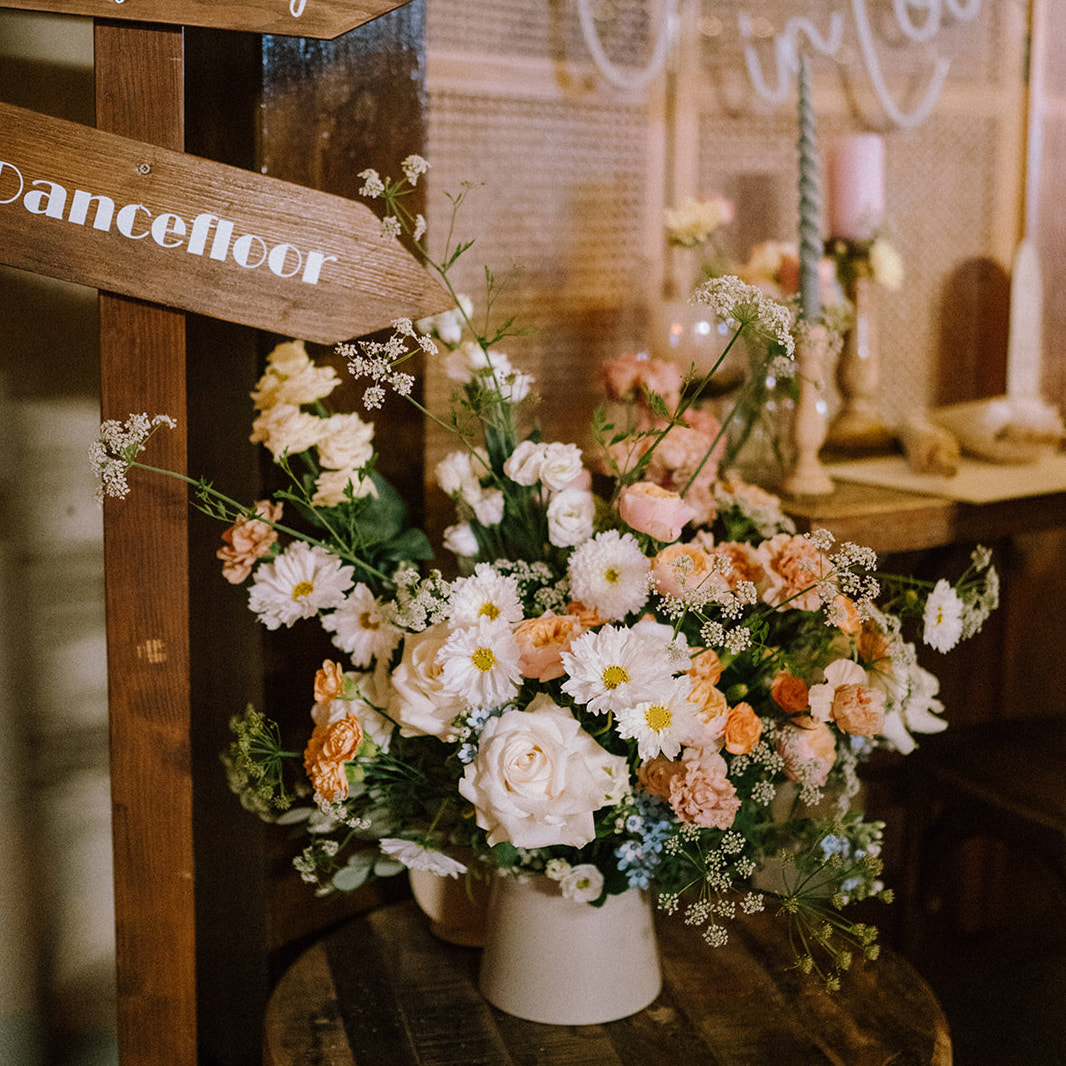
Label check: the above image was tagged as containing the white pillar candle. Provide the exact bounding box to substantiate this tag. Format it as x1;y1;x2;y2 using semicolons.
826;133;885;241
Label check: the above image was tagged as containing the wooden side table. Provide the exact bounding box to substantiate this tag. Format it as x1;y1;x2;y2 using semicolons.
263;899;952;1065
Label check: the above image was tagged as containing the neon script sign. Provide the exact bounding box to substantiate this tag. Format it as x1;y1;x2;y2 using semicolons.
740;0;984;128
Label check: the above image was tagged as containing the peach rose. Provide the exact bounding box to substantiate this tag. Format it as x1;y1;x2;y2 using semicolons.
619;482;696;543
513;612;585;682
688;647;724;685
667;748;741;829
216;499;282;584
723;701;762;755
809;659;886;737
687;676;728;725
778;716;837;787
566;600;603;629
770;672;809;714
652;542;713;600
304;714;364;802
636;754;683;799
313;659;347;704
757;532;828;611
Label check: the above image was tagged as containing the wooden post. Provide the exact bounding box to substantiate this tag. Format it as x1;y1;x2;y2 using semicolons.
95;21;198;1065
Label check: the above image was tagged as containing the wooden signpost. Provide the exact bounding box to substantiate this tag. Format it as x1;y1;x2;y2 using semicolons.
0;0;410;38
0;2;436;1061
0;100;448;343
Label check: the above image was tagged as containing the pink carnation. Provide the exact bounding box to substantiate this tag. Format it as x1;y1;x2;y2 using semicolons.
778;716;837;787
757;532;828;612
601;352;683;412
216;500;282;584
667;747;741;829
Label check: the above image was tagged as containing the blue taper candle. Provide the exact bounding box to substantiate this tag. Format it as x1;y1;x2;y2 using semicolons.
797;55;822;322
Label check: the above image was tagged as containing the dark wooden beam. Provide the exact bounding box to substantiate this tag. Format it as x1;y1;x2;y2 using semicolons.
95;21;197;1066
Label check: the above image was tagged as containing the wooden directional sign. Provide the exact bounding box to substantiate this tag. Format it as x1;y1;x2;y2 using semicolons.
0;0;411;38
0;102;450;343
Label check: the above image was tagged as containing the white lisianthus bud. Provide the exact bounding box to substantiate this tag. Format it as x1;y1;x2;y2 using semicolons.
547;487;595;547
435;450;476;496
443;522;480;557
471;487;505;527
539;442;585;492
504;440;545;486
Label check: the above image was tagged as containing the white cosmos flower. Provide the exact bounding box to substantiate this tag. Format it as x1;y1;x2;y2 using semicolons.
560;624;671;715
321;583;403;668
378;838;468;878
567;529;651;621
922;579;964;653
247;541;354;630
614;675;700;760
448;564;524;627
437;616;522;707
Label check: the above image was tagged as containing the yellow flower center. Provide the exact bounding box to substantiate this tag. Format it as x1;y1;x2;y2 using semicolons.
359;611;380;631
602;664;629;689
644;704;672;732
604;567;620;584
479;602;501;620
471;647;496;672
292;580;314;601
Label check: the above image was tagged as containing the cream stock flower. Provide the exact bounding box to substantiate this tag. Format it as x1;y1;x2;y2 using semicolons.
457;694;628;849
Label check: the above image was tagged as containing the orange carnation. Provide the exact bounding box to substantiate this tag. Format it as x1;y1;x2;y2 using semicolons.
304;714;364;802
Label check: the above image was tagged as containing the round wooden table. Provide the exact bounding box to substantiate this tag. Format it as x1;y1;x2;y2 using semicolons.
264;899;951;1065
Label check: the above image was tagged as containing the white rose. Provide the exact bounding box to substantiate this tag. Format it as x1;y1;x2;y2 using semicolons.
388;625;467;739
458;693;629;849
504;440;544;486
443;522;480;557
539;442;584;492
547;487;595;547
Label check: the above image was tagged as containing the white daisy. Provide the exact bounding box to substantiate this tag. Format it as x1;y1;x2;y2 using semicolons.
247;541;354;630
614;675;700;760
560;624;670;715
448;564;524;627
321;583;403;668
378;838;468;878
567;530;651;622
922;579;964;653
437;616;522;707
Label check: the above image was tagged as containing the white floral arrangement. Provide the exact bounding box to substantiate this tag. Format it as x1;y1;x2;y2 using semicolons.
92;158;995;988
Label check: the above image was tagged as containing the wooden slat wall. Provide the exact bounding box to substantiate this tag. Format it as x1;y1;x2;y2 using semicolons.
95;20;197;1066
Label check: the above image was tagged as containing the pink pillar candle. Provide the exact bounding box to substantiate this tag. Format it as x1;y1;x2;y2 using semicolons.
826;134;885;241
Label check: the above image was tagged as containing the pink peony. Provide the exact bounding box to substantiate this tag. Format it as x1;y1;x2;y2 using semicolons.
619;482;696;543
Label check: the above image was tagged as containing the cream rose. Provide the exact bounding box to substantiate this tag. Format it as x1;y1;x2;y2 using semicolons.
388;624;467;739
458;694;629;849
